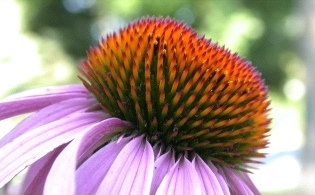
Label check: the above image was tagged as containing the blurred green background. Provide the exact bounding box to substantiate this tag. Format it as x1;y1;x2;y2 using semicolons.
0;0;313;194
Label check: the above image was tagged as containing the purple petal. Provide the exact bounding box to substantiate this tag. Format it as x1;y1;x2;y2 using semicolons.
218;166;259;195
0;97;98;148
44;137;80;194
236;170;260;194
43;118;131;194
96;136;154;194
76;137;132;194
150;150;175;194
152;143;163;160
0;85;91;120
20;145;66;195
4;85;89;100
207;161;231;195
155;157;202;195
0;111;107;188
75;118;132;165
193;156;230;195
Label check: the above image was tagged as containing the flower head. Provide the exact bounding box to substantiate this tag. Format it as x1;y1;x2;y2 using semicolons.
0;17;270;194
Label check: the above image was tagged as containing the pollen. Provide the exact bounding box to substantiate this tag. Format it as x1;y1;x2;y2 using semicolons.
79;17;271;170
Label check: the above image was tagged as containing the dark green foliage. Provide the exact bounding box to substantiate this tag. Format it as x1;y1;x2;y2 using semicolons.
19;0;295;95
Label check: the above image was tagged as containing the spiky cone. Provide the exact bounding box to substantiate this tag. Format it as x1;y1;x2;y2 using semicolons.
79;17;270;170
0;17;270;194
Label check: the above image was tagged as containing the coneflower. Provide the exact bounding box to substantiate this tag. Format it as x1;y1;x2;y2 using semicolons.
0;17;270;195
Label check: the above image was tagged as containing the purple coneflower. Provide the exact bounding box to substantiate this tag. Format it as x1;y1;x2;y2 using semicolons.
0;17;270;194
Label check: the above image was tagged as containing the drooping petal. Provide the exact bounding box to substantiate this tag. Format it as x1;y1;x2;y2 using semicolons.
0;97;98;148
43;134;81;195
44;118;131;195
217;166;260;195
150;150;175;194
193;156;230;195
75;118;132;165
0;85;91;120
152;143;163;160
96;136;154;195
207;161;232;195
156;157;202;195
20;144;66;195
3;85;89;100
76;137;132;194
236;170;260;195
0;111;108;188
